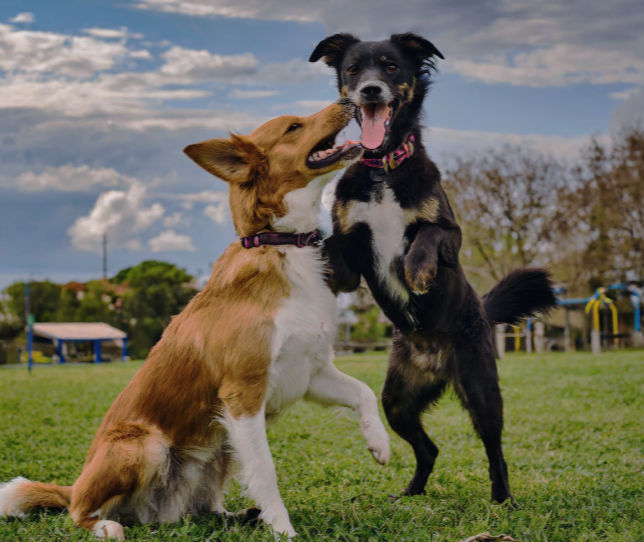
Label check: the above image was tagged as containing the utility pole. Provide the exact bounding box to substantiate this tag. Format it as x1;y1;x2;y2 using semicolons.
102;232;108;281
24;281;33;373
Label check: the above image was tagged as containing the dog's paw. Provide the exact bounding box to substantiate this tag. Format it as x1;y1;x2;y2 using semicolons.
92;520;125;541
267;516;297;540
404;255;438;295
362;418;390;465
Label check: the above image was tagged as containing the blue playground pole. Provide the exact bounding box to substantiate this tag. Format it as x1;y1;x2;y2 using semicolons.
27;319;33;373
25;282;33;373
94;340;101;363
122;338;127;362
633;295;642;333
56;339;65;364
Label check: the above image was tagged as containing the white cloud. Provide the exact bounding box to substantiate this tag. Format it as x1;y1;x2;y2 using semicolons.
132;0;317;21
610;87;641;101
203;202;228;224
447;44;644;87
159;190;228;203
82;27;142;39
12;164;137;192
160;46;257;81
130;49;152;59
119;110;264;131
68;182;165;252
0;23;313;128
610;86;644;130
229;89;280;99
133;0;644;89
162;212;183;227
275;99;333;115
155;190;230;223
149;230;197;252
0;75;211;117
425;126;598;164
8;13;34;24
0;23;130;77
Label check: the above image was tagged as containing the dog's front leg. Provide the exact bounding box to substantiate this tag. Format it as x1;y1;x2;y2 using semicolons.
225;404;296;538
306;354;390;465
322;235;361;294
404;222;462;294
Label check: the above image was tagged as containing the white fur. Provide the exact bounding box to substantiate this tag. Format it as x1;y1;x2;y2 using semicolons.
319;170;343;239
224;406;296;538
272;172;336;233
267;246;338;413
92;520;125;541
342;187;411;302
0;477;29;518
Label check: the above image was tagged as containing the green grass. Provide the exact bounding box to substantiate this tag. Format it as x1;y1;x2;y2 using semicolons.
1;351;643;541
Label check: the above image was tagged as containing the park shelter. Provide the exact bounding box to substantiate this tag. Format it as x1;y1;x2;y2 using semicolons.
32;323;127;363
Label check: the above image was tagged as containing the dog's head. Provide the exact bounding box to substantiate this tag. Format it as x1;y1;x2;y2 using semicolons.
310;33;443;153
184;100;362;236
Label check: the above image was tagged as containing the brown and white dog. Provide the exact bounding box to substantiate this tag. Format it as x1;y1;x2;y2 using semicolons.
0;100;390;540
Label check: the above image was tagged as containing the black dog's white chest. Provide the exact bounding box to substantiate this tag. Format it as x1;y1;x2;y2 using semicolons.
339;186;412;302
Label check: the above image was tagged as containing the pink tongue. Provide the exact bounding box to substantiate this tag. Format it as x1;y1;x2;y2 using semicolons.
361;104;389;150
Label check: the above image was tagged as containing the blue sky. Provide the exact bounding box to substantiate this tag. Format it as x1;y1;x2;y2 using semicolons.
1;0;643;289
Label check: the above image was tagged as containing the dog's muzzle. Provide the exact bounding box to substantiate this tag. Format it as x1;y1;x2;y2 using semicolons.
350;80;393;107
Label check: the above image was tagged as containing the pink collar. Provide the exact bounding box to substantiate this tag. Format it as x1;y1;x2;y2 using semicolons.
360;134;415;174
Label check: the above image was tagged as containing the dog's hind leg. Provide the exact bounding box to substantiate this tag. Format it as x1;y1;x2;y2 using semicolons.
69;422;168;540
452;296;513;503
305;345;390;465
381;333;447;497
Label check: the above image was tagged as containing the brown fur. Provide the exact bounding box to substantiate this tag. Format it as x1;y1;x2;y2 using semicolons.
12;483;72;510
403;197;440;224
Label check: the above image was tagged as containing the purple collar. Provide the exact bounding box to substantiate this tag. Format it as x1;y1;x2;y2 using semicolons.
241;230;322;249
360;134;415;174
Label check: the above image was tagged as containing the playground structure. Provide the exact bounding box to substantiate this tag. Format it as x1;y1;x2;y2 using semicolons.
495;283;643;357
25;322;128;371
558;283;643;355
495;319;547;359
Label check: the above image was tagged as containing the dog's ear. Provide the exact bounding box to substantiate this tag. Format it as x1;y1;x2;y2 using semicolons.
184;134;265;184
309;33;361;68
390;33;444;65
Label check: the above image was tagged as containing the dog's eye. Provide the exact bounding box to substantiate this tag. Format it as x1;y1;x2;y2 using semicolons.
286;123;301;134
386;63;398;73
347;65;358;75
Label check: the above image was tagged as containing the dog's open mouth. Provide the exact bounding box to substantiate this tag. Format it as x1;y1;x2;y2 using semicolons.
306;134;362;169
358;102;396;150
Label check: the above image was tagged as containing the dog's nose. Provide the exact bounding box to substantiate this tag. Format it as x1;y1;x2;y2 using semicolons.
360;85;382;100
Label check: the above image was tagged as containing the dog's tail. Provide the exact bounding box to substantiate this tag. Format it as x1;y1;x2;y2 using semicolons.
482;268;557;326
0;477;71;518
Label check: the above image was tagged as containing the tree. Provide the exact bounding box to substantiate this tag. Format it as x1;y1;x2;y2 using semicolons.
556;126;644;291
117;261;197;357
444;147;563;290
0;262;198;357
3;281;63;325
0;291;22;341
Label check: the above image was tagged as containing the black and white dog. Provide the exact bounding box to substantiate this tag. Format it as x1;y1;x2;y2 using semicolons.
311;33;557;503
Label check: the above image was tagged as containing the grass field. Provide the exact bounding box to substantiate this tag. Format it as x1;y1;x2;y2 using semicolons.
1;351;643;541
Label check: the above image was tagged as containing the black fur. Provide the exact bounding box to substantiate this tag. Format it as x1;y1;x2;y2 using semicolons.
483;268;557;326
312;33;557;503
